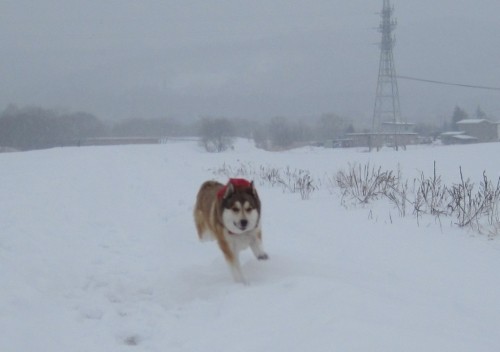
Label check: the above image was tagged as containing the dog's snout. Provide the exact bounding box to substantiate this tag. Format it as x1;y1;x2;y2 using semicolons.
240;219;248;228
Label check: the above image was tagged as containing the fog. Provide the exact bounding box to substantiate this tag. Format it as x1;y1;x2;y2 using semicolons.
2;1;500;123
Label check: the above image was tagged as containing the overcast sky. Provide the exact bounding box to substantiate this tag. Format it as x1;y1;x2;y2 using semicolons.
2;0;500;124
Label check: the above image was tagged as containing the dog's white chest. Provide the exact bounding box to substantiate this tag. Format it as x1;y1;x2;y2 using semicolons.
225;229;257;253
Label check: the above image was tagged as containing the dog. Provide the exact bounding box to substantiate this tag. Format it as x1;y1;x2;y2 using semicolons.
194;178;268;283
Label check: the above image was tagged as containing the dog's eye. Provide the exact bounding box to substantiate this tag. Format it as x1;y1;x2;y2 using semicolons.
231;207;240;213
245;207;253;212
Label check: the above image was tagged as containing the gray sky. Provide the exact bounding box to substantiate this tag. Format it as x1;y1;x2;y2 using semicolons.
2;1;500;124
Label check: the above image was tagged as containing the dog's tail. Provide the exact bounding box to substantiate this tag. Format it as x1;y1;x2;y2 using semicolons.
194;209;216;242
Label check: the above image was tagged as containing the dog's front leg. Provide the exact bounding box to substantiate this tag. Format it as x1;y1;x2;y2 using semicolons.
218;239;247;284
250;235;269;260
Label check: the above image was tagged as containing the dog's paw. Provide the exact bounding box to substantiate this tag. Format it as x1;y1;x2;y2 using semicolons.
257;253;269;260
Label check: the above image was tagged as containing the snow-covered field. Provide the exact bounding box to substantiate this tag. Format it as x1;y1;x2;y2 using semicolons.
1;139;500;351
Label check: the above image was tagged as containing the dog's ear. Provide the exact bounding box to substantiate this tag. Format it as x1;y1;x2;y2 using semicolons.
250;181;258;197
223;182;235;199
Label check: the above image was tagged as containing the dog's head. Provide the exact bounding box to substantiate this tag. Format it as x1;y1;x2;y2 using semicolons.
218;179;261;234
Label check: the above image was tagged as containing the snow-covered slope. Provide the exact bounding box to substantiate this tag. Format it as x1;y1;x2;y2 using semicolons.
1;140;500;351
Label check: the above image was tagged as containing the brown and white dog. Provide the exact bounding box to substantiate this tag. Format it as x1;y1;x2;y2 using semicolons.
193;178;268;283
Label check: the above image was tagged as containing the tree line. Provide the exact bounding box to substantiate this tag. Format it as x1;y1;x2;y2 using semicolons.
0;104;487;152
0;105;357;152
0;105;185;151
0;105;105;151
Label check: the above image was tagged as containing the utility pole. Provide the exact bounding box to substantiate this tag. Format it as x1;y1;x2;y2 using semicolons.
372;0;403;150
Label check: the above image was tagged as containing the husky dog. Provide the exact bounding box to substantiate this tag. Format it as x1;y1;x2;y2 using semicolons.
194;178;268;283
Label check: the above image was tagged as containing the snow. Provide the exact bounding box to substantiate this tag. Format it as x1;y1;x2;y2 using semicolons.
453;134;477;140
1;139;500;351
456;119;489;124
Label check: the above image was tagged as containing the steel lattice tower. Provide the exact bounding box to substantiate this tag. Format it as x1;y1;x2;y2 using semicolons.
372;0;404;149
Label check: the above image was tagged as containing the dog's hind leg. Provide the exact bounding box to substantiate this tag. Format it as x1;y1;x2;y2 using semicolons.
217;239;246;284
228;256;246;284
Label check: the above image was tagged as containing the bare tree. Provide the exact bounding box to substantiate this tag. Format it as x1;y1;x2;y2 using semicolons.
451;106;468;131
316;113;346;141
0;105;106;150
199;117;235;152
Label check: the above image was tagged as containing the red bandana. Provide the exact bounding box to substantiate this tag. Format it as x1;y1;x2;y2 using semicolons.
217;178;252;199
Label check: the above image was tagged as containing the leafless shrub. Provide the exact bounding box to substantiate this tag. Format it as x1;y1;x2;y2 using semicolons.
212;160;500;235
386;176;409;218
335;163;399;204
281;168;316;200
479;173;500;230
297;173;316;200
276;167;315;199
211;162;316;200
448;168;500;233
258;165;281;187
488;221;500;238
407;161;450;227
334;161;500;236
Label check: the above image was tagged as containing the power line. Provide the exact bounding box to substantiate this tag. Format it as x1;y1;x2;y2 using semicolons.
397;75;500;91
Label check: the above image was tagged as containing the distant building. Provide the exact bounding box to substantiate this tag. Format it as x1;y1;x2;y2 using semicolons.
456;119;499;142
80;137;161;146
346;121;418;149
313;138;353;149
440;119;499;145
440;131;477;145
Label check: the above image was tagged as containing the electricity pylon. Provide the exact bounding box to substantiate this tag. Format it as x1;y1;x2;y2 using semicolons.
372;0;404;150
